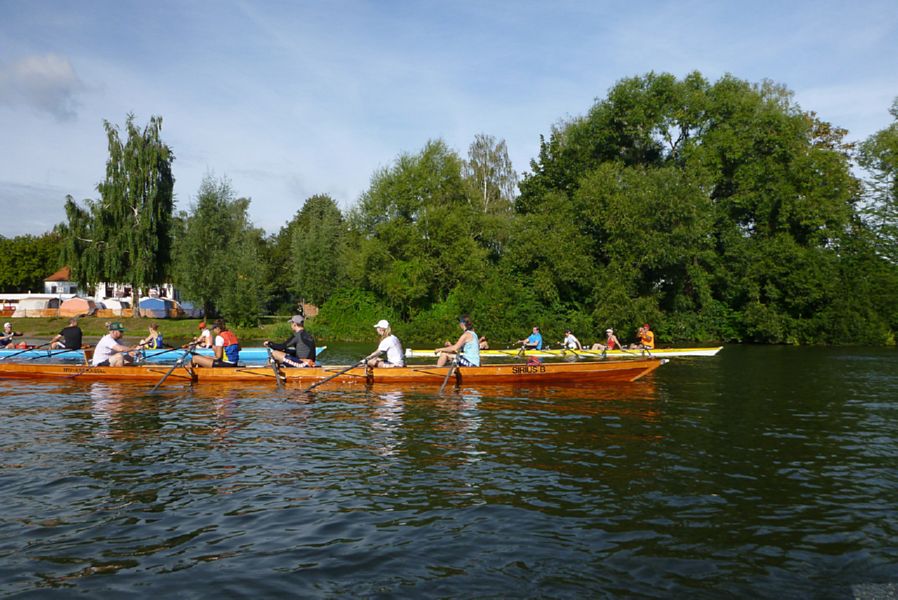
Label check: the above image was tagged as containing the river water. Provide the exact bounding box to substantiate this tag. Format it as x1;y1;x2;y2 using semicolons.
1;345;896;598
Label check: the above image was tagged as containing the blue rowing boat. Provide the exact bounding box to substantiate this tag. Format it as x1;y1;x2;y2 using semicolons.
0;346;327;364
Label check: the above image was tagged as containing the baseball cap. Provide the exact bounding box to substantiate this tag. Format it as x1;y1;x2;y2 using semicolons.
606;328;613;333
289;315;305;325
109;322;125;332
3;322;10;328
198;321;206;329
374;319;390;329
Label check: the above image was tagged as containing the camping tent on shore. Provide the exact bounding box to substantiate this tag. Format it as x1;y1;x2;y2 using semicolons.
138;297;174;318
59;297;97;317
12;297;61;318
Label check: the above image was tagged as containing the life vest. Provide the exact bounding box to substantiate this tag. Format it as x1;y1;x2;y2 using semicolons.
219;330;240;364
146;334;163;349
640;330;655;349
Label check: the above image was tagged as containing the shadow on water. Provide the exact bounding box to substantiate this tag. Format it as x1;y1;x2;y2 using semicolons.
0;345;897;597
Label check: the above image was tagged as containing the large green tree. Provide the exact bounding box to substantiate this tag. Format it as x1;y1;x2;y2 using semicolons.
290;194;345;306
858;98;898;263
60;114;175;305
346;140;490;319
518;72;864;343
171;175;267;326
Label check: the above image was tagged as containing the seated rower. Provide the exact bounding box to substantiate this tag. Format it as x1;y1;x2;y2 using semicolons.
364;319;404;368
264;315;316;368
629;323;655;350
562;329;583;350
192;321;213;348
516;326;543;350
192;319;239;368
1;322;24;349
92;322;142;366
435;315;480;367
50;318;83;350
139;323;164;349
591;328;622;351
479;336;490;350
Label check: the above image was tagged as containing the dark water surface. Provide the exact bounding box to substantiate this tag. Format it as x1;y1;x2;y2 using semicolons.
1;345;896;598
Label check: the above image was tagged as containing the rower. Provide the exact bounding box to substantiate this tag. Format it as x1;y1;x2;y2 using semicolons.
264;315;316;368
364;319;405;368
138;323;164;349
562;329;583;350
629;323;655;350
192;319;239;368
1;322;24;348
591;328;622;351
435;315;480;367
192;321;213;348
50;318;83;350
516;326;543;350
91;322;142;366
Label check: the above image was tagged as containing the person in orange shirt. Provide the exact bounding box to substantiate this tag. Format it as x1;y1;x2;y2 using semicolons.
629;323;655;350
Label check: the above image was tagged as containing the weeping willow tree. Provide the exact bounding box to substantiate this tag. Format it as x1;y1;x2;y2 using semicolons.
60;114;175;307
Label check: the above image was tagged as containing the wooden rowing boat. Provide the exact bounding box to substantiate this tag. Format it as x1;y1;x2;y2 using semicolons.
0;346;327;363
0;358;666;386
405;346;722;359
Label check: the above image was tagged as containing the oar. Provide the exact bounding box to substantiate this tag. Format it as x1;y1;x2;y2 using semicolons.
150;345;196;393
0;342;50;361
267;348;284;391
299;360;364;394
438;361;457;395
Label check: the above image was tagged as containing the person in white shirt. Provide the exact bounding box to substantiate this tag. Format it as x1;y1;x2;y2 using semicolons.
365;319;405;368
562;329;583;350
92;322;141;366
192;321;213;348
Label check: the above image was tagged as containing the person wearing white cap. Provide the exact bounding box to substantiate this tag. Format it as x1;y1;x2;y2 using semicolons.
1;322;24;348
264;315;316;368
591;328;622;351
364;320;405;368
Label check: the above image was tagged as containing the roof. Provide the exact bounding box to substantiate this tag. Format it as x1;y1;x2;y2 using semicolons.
45;266;73;282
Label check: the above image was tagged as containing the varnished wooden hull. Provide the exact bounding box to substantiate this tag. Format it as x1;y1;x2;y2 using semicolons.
0;359;665;386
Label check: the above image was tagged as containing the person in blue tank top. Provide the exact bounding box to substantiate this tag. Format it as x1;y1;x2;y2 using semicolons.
435;315;480;367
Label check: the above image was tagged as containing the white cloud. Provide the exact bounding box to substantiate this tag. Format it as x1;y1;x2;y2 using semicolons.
0;54;87;121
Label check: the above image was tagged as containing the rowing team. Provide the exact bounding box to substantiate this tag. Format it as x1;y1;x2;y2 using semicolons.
87;314;435;370
514;324;655;352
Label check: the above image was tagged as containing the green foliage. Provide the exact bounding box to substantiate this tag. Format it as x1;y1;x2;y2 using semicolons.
858;97;898;263
171;175;266;326
0;232;64;292
312;288;398;341
346;139;491;319
291;194;345;305
61;114;174;304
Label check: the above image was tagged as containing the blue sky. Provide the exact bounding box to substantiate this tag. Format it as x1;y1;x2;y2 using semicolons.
1;0;896;237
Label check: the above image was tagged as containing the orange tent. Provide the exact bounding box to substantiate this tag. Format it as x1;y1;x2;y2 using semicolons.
59;297;97;317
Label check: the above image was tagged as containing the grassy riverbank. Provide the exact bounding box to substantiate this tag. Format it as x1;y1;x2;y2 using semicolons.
4;317;297;346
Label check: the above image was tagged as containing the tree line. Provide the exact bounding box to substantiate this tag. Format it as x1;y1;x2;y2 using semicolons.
3;72;897;346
